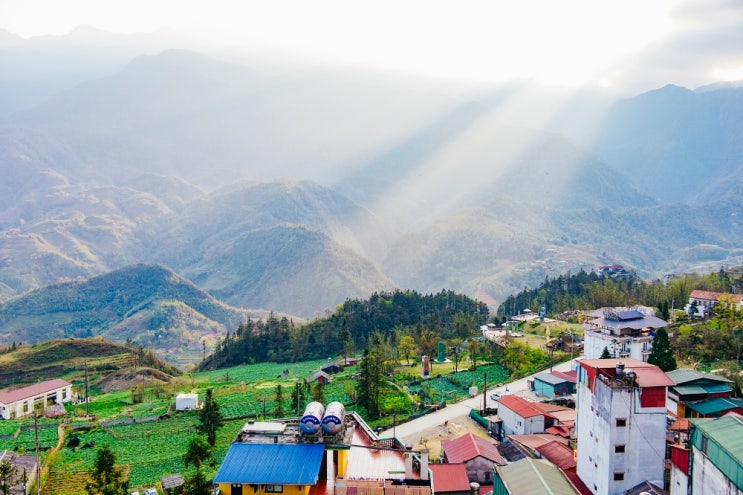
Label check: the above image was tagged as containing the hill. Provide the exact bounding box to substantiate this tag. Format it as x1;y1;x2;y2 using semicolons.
0;264;257;367
0;337;181;390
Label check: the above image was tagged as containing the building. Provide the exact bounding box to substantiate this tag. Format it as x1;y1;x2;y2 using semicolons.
493;457;580;495
575;359;673;495
0;379;73;420
684;290;743;318
669;415;743;495
666;369;733;418
533;370;577;398
175;393;199;411
582;306;668;361
213;407;432;495
495;395;574;438
441;432;505;485
429;464;471;495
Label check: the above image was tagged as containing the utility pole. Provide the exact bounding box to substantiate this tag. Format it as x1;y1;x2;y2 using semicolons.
84;362;89;416
34;412;40;495
482;372;487;413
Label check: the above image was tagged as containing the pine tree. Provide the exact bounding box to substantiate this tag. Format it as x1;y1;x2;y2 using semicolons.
600;346;612;359
197;388;224;446
183;437;213;495
274;384;285;418
85;445;129;495
648;328;677;371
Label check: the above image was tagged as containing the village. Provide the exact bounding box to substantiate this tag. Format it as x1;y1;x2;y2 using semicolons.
0;290;741;495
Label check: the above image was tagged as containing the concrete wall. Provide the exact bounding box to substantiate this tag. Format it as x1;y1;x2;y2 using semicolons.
691;446;743;495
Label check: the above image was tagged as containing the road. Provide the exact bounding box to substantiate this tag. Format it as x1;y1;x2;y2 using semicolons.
379;358;578;445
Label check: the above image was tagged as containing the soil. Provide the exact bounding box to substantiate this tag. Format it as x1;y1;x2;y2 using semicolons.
96;367;173;392
408;415;491;459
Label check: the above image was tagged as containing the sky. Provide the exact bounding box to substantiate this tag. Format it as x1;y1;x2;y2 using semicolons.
2;0;743;94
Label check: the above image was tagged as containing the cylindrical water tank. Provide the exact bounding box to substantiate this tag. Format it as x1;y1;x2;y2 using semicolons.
300;401;325;434
321;401;346;434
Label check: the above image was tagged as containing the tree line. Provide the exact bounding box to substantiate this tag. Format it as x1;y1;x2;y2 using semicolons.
198;289;489;370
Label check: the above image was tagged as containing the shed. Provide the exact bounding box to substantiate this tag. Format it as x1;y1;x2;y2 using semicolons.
175;393;198;411
533;371;577;399
441;432;505;485
429;464;470;495
161;474;185;494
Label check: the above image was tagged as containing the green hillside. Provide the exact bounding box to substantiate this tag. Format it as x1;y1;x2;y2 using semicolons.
0;337;181;390
0;264;254;366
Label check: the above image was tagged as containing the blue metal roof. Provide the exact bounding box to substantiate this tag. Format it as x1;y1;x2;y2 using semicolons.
214;443;326;485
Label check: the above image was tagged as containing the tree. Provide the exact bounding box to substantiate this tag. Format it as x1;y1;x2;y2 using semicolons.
290;382;306;416
356;333;384;419
85;445;129;495
183;437;213;495
0;460;16;495
648;328;677;371
600;346;612;359
197;388;224;446
274;384;285;418
311;380;325;402
398;335;416;365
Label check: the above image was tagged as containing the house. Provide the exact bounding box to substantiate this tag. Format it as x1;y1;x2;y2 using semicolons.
0;379;73;420
161;474;185;495
582;306;667;361
441;432;505;485
175;393;199;411
429;464;471;495
495;396;574;438
493;457;580;495
669;415;743;495
214;411;432;495
666;369;733;418
575;359;673;495
306;371;331;385
684;290;743;318
683;397;743;419
321;361;341;375
533;370;577;398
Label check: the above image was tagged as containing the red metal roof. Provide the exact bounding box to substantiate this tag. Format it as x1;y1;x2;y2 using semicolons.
578;358;674;388
689;290;743;303
497;395;545;419
536;441;576;471
0;379;71;405
507;434;569;451
551;370;577;383
441;433;505;466
429;464;470;493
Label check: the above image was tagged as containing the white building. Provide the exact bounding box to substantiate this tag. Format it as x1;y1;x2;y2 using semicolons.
670;415;743;495
175;393;199;411
583;306;668;361
575;358;673;495
0;379;73;419
684;289;743;318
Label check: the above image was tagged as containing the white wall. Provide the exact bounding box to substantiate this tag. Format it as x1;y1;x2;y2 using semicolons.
497;403;544;435
691;446;743;495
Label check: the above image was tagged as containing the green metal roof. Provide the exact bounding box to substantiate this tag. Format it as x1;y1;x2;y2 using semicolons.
686;397;743;416
495;457;578;494
673;383;732;396
691;416;743;491
667;369;732;386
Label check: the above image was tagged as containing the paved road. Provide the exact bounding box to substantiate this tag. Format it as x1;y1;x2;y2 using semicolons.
379;358;578;444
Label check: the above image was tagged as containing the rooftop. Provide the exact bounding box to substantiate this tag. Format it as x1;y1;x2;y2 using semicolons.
441;432;505;465
685;397;743;416
0;379;71;404
666;368;733;386
428;464;470;493
495;457;579;494
579;358;674;388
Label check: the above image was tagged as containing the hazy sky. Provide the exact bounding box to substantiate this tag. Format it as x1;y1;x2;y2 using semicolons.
2;0;742;93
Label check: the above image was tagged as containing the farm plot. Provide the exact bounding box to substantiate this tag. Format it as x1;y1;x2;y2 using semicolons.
0;423;59;459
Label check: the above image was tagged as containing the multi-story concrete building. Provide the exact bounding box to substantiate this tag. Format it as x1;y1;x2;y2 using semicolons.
582;306;668;361
575;358;673;495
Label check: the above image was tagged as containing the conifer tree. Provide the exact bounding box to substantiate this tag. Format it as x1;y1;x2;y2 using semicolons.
197;388;223;446
85;445;128;495
600;346;612;359
648;328;677;371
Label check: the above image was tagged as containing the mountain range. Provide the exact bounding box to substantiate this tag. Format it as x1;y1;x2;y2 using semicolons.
1;30;742;359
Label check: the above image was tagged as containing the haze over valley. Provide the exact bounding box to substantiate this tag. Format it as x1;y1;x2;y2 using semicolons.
1;1;743;361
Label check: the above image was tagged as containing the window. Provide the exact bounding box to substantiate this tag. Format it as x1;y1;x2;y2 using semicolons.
265;485;283;493
615;445;625;453
614;473;624;481
616;418;627;427
62;390;67;399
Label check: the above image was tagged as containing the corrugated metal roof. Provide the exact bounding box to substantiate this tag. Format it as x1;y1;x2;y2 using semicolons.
534;373;570;386
0;379;71;404
535;441;576;471
441;433;505;465
429;464;470;493
213;443;325;485
496;457;578;494
691;415;743;488
686;397;743;416
578;358;674;387
497;395;544;419
666;369;732;386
